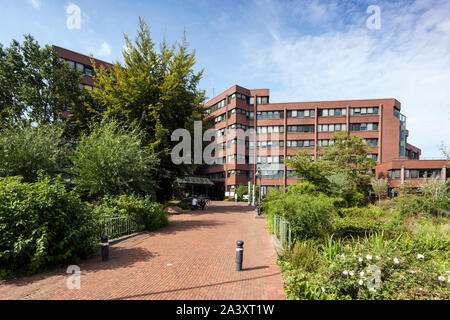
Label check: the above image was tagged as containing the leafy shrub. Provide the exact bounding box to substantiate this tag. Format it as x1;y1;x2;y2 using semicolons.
340;206;385;219
289;241;321;272
0;123;68;182
0;174;96;278
266;192;336;240
236;185;249;202
333;216;383;237
69;121;159;197
178;197;193;210
93;194;168;231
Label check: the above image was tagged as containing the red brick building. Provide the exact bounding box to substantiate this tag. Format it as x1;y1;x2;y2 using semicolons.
203;85;448;197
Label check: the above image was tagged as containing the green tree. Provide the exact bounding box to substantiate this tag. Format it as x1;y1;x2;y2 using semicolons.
371;178;388;201
286;131;376;197
69;121;159;198
0;122;68;182
0;35;89;130
87;18;206;201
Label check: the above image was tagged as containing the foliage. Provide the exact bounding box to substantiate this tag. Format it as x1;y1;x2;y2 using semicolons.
0;122;68;182
0;174;96;278
371;178;388;201
69;121;159;197
236;185;249;202
286;132;376;196
87;18;206;201
264;188;336;240
332;216;383;237
178;197;193;210
0;35;89;135
92;194;168;231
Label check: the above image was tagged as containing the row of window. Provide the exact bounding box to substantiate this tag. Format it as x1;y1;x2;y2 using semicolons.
61;58;95;77
257;111;284;120
208;172;225;180
287;110;314;118
220;123;378;134
350;107;379;116
228;92;249;103
317;123;346;133
388;169;442;180
349;123;378;131
206;99;226;115
227;170;251;178
259;170;284;179
287;140;314;148
228;108;254;119
213;113;226;124
318;108;346;117
287;125;315;133
256;126;284;134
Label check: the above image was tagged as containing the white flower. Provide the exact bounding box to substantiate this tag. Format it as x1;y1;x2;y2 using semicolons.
393;258;400;264
343;270;349;276
358;257;363;263
410;270;416;274
438;276;445;282
419;288;423;291
360;271;365;277
369;287;376;292
321;287;325;292
366;254;372;261
358;279;364;285
376;256;381;261
417;254;424;260
349;271;354;276
446;271;450;274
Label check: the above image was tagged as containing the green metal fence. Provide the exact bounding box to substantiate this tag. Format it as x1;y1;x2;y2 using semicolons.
97;214;139;240
273;215;292;249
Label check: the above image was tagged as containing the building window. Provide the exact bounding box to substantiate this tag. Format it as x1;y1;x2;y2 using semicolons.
287;125;315;133
257;110;284;119
257;96;269;105
363;138;378;147
287;109;315;118
388;170;401;180
318;108;346;117
287;140;315;148
350;107;379;116
350;123;378;131
405;169;441;179
317;123;346;132
257;126;284;134
206;99;226;115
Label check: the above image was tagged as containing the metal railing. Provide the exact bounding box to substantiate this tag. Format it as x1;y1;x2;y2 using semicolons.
97;214;139;240
273;215;292;249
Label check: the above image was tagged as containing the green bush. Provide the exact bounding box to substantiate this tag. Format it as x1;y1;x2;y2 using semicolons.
178;197;193;210
0;123;68;182
340;206;386;219
266;192;336;240
289;241;321;272
93;194;168;231
236;185;249;202
0;174;96;278
333;216;383;237
69;121;159;197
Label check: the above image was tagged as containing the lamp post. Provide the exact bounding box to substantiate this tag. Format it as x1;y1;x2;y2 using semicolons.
255;169;262;216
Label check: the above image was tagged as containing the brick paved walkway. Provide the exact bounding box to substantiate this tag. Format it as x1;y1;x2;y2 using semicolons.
0;202;285;300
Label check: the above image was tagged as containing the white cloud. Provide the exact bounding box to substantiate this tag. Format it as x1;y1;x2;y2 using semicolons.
97;42;112;57
28;0;40;9
242;0;450;157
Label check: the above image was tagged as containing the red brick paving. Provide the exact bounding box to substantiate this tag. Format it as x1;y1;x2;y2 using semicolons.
0;202;285;300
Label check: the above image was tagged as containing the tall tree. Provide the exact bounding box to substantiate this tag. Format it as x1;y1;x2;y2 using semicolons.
88;18;206;201
0;35;88;130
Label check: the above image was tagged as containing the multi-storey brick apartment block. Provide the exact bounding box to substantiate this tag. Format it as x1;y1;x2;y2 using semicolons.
52;47;448;198
203;85;448;198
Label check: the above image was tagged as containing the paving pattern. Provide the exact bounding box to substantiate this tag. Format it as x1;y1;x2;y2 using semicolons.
0;202;285;300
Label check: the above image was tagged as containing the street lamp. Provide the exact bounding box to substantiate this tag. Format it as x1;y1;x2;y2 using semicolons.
255;169;262;216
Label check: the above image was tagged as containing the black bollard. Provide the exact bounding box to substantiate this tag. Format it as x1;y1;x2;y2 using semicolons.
101;235;109;261
236;240;244;271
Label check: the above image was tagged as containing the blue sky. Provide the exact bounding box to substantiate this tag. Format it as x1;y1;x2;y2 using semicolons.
1;0;449;157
